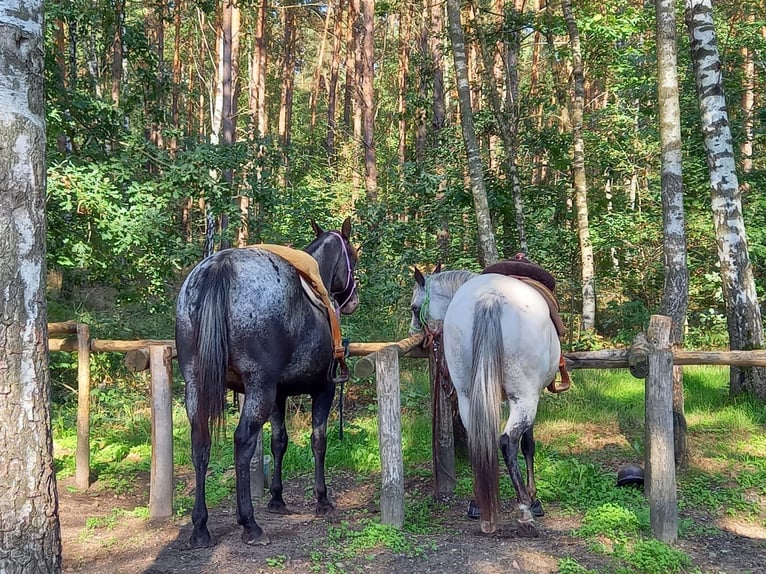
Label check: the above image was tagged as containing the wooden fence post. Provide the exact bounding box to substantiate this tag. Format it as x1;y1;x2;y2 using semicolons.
430;350;456;498
75;323;91;490
375;346;404;528
645;315;678;543
149;345;174;520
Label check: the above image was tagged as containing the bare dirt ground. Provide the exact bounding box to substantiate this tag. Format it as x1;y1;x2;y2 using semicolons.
59;470;766;574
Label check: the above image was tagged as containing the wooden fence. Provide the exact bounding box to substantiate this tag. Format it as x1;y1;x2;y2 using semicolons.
49;317;766;541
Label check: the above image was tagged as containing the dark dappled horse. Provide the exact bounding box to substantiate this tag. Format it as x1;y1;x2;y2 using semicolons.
176;218;359;547
410;268;559;536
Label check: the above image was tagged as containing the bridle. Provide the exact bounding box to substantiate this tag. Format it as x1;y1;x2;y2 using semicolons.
329;231;357;310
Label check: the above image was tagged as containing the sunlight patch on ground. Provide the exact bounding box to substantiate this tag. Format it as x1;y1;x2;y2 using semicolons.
536;420;631;454
716;517;766;540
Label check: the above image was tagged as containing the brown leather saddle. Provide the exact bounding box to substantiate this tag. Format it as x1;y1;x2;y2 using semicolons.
248;244;348;382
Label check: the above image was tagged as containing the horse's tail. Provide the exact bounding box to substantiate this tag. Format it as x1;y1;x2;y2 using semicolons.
195;256;233;431
468;294;504;532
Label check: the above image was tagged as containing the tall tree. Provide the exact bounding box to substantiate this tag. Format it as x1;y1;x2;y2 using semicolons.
685;0;766;400
562;0;595;332
445;0;499;266
656;0;689;464
0;2;62;571
360;0;378;200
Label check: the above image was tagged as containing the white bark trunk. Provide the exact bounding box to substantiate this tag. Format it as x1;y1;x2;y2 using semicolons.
685;0;765;399
0;3;62;571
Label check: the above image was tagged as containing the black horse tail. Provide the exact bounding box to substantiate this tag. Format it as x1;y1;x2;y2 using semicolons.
195;256;233;431
468;294;504;534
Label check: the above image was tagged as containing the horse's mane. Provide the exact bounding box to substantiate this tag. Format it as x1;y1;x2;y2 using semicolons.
431;269;478;299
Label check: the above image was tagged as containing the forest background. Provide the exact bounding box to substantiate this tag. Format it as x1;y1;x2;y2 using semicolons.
44;0;765;389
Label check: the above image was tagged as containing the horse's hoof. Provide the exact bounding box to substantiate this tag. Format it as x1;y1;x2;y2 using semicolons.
267;500;290;515
467;500;480;520
189;529;213;548
480;520;497;534
242;527;271;546
315;501;335;516
516;518;540;538
530;498;545;517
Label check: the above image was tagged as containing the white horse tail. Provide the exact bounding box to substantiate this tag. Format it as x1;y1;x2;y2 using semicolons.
196;256;233;430
468;294;504;532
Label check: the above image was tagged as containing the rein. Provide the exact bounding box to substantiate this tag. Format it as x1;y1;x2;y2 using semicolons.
329;231;356;310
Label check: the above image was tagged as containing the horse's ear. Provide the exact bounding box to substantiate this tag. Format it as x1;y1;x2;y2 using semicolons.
434;263;442;273
341;217;352;240
311;220;324;237
414;267;425;288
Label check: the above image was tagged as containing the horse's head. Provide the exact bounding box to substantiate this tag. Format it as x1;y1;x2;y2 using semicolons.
409;264;442;335
310;217;360;315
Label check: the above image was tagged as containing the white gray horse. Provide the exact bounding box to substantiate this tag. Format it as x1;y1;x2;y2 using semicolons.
411;268;559;536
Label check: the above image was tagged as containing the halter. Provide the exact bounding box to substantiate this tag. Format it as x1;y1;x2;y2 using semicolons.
329;231;357;310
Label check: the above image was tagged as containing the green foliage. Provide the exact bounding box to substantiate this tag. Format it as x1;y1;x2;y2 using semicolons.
577;503;644;541
618;539;691;574
557;558;598;574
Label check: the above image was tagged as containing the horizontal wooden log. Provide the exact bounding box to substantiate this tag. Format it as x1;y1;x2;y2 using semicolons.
125;349;150;372
48;321;79;335
565;349;630;370
565;348;766;369
46;332;766;370
354;333;425;378
673;349;766;367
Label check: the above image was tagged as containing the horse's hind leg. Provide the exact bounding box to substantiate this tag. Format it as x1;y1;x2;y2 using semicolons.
311;382;335;515
500;422;540;538
189;412;213;547
267;395;290;514
521;427;544;517
235;382;276;546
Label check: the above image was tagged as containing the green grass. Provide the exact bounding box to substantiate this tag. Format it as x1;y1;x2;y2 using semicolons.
51;364;766;572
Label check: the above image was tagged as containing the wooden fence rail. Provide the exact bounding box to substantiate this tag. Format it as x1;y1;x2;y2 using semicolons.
48;320;766;535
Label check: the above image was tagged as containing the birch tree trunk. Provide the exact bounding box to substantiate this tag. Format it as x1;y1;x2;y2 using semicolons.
0;3;62;571
656;0;689;464
562;0;596;332
470;0;527;255
685;0;766;400
445;0;499;266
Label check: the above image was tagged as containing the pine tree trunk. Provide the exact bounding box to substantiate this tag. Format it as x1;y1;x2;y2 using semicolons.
397;2;412;169
170;0;182;154
562;0;596;332
414;5;428;163
111;0;124;106
445;0;498;266
657;0;689;465
429;0;449;262
685;0;766;400
310;2;333;130
326;0;344;166
249;0;268;138
278;2;297;178
0;4;62;570
360;0;378;201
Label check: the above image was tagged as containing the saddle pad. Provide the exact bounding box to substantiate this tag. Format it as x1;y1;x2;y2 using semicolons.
246;243;344;359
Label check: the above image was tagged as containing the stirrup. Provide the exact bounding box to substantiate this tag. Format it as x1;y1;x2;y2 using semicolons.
332;358;349;384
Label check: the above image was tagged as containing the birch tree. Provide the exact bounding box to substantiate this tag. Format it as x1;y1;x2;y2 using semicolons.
657;0;689;463
685;0;766;400
445;0;499;266
0;2;62;571
562;0;596;332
